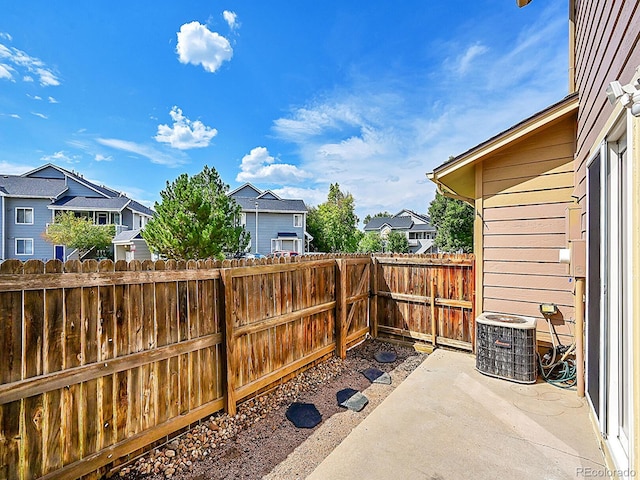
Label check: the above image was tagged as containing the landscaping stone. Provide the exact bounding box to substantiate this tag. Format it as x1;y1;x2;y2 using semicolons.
285;402;322;428
374;351;397;363
337;388;369;412
124;338;426;480
362;367;392;384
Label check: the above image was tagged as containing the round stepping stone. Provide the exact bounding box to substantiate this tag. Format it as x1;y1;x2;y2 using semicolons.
374;351;397;363
285;402;322;428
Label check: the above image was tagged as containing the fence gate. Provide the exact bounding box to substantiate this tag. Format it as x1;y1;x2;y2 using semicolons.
372;255;475;351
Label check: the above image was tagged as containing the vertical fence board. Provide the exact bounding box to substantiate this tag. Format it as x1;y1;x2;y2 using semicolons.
43;260;63;476
63;260;83;466
81;259;99;460
0;254;473;480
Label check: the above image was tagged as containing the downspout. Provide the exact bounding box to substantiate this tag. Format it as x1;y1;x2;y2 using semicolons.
568;0;576;93
575;277;585;397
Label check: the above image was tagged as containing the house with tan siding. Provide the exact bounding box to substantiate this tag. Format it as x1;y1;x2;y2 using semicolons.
430;1;640;475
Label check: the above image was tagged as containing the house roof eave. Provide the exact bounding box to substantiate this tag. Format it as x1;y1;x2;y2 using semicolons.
430;94;578;182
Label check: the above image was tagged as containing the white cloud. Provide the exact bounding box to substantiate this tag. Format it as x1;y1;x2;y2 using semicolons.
223;11;238;30
97;138;188;167
0;33;12;41
0;113;21;119
0;161;33;175
236;147;311;183
0;41;60;86
31;112;48;119
273;103;364;142
155;106;217;149
27;94;42;100
41;151;80;164
176;21;233;73
0;63;14;80
271;186;326;206
48;96;58;104
94;154;112;162
454;43;488;75
36;67;60;86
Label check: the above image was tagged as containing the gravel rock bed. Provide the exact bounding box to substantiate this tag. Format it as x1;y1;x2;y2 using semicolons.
122;338;427;480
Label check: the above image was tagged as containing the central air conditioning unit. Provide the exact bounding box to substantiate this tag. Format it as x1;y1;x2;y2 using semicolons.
476;312;537;384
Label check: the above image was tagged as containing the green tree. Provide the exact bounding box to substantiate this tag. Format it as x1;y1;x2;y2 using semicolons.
142;166;249;260
428;191;474;253
386;230;409;253
363;211;392;226
43;211;115;258
308;183;360;253
357;231;384;253
306;206;323;252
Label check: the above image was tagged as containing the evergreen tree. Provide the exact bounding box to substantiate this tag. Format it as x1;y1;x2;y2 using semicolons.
428;191;474;253
142;166;249;260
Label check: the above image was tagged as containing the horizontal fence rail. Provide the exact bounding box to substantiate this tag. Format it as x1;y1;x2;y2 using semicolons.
0;254;372;480
0;253;473;480
372;254;475;351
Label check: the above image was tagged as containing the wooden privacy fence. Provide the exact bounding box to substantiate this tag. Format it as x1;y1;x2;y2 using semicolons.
371;254;475;351
0;253;473;480
0;255;371;480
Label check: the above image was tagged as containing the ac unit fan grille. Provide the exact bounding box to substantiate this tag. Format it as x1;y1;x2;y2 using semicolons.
476;315;537;384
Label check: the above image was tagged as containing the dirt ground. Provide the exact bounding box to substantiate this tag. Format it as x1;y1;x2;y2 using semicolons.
126;338;426;480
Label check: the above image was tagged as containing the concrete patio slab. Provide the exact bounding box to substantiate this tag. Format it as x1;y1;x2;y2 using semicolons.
307;348;606;480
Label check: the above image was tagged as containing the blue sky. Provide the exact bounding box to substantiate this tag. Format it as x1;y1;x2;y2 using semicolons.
0;1;568;224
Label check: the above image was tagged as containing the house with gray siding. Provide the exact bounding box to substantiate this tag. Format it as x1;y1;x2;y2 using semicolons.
228;183;309;254
0;163;154;261
363;209;437;254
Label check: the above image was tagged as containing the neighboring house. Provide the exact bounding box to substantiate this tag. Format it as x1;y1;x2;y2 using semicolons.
0;163;154;262
430;1;639;475
228;183;310;255
363;210;437;254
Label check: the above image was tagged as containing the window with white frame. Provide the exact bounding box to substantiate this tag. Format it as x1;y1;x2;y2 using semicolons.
16;207;34;224
16;238;34;255
293;214;302;228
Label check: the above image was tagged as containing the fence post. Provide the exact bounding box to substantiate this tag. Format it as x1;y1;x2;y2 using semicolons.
221;268;237;416
430;278;437;349
335;259;347;359
370;256;378;338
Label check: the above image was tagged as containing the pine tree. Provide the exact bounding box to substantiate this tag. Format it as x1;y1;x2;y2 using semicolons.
142;166;249;260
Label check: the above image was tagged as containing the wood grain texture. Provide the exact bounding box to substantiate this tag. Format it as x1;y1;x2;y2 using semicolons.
0;254;470;480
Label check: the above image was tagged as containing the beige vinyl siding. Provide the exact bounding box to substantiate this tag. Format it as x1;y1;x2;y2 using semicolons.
481;116;576;344
574;1;640;234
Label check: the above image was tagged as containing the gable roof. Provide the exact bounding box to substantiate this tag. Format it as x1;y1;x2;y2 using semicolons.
364;216;413;231
228;183;262;198
0;176;67;198
23;163;115;198
12;163;155;216
428;93;578;202
257;190;282;200
394;209;430;223
50;196;131;211
234;196;307;213
113;229;143;243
